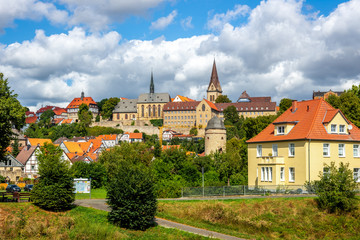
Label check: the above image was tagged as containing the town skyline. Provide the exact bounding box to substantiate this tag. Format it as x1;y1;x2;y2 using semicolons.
0;0;358;111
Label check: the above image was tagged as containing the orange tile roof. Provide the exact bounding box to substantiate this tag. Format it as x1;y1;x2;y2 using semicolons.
129;133;143;139
28;138;52;146
173;95;196;102
53;118;64;125
61;119;73;124
53;108;66;115
63;142;84;154
25;116;38;124
162;145;180;151
88;139;103;153
78;142;92;152
96;134;117;140
204;99;219;111
247;98;360;143
67;97;97;109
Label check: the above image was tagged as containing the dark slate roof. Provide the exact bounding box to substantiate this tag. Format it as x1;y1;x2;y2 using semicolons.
0;154;24;167
113;99;138;113
206;116;225;130
53;137;69;145
207;60;222;92
137;93;171;104
237;91;250;100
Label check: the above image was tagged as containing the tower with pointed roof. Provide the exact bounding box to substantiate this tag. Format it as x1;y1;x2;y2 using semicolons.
150;71;154;94
207;60;222;103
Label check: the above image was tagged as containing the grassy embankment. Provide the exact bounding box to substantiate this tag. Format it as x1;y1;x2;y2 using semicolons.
158;197;360;239
0;203;209;240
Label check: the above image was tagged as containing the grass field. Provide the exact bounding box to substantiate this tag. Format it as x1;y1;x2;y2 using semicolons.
0;203;210;240
157;197;360;239
75;188;107;200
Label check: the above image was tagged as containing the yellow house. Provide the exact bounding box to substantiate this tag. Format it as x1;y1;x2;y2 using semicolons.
247;99;360;188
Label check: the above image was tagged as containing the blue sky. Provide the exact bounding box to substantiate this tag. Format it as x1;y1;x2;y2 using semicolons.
0;0;358;110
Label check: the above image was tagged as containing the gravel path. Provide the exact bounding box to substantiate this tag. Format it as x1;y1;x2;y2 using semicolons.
75;199;245;240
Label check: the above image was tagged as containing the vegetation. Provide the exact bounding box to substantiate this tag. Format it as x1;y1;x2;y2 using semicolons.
0;73;26;161
189;127;198;136
11;139;20;157
279;98;293;114
101;97;120;120
32;143;75;211
306;162;359;214
157;197;360;239
75;188;107;200
215;95;231;103
100;143;157;230
327;91;360;127
71;161;107;189
150;119;163;127
78;103;93;128
0;203;208;240
39;109;55;128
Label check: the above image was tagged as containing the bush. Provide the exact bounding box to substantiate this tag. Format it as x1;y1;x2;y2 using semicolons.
31;143;75;211
106;160;157;230
71;161;107;189
150;119;163;127
189;127;198;136
306;162;359;213
0;175;5;183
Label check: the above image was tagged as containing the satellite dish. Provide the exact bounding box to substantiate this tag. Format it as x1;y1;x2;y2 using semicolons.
348;125;353;130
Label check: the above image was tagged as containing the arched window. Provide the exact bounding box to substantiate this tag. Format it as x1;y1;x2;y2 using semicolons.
141;105;144;117
202;104;205;111
117;113;119;120
125;114;128;120
148;105;151;117
133;114;135;119
153;105;156;117
158;105;161;117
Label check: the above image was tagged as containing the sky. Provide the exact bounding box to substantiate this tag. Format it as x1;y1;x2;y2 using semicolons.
0;0;359;111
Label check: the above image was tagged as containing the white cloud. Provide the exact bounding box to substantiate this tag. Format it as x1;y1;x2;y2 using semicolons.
2;0;360;109
150;10;177;30
181;16;193;30
207;4;250;31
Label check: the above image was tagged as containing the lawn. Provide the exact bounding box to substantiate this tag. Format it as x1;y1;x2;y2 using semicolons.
0;203;210;240
157;197;360;240
75;188;107;200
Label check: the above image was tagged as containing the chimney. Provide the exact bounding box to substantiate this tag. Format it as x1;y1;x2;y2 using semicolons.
292;100;298;112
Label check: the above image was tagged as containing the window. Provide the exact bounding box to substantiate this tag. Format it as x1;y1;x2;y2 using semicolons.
339;125;345;133
202;104;205;111
277;126;285;134
338;144;345;157
289;168;295;182
261;167;272;182
323;143;330;157
257;145;262;157
289;143;295;157
280;167;285;181
331;124;337;133
354;168;360;182
354;145;359;157
272;144;278;157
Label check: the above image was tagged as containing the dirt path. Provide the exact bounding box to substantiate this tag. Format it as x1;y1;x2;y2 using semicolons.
75;199;245;240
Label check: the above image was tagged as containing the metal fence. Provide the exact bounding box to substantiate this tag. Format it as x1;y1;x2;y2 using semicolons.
181;185;311;198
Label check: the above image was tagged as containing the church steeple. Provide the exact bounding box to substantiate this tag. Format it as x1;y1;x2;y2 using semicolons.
207;59;222;103
150;71;154;94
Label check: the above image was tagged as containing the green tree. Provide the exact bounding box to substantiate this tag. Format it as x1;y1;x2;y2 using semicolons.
71;161;107;189
101;97;120;120
78;103;93;127
223;106;240;125
31;143;75;211
307;162;358;213
215;95;232;103
11;139;20;157
242;115;277;140
96;98;108;113
0;73;26;161
39;109;55;128
189;127;198;136
279;98;293;114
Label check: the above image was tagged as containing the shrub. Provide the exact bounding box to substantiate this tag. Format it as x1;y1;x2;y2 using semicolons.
189;127;198;136
150;119;163;127
106;160;157;230
71;161;106;189
0;175;5;183
31;143;75;211
306;162;358;213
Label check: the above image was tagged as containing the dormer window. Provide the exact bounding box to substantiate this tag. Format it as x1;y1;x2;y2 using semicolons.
331;124;337;133
339;125;345;133
277;126;285;135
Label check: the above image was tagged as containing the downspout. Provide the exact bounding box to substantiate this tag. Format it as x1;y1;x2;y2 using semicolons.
308;139;311;182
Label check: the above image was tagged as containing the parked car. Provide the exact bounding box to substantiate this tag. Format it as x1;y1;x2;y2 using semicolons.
24;184;33;192
6;184;21;193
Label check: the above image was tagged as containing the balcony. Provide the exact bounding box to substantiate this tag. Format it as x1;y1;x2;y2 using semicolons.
258;156;285;165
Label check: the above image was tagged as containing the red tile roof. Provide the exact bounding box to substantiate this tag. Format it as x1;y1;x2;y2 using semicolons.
67;97;97;109
17;146;38;165
129;133;143;139
53;118;64;125
25;116;38;124
61;119;74;124
53;108;66;115
247;98;360;143
163;101;200;111
215;101;276;112
204;99;219;111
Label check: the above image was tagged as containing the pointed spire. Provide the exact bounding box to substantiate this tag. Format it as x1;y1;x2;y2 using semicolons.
150;70;154;94
208;59;222;92
81;91;84;100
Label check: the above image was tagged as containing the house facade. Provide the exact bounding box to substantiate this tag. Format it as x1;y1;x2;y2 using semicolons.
0;155;25;182
66;92;99;120
247;99;360;187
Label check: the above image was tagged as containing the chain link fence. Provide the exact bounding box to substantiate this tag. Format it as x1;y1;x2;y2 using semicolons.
181;185;312;198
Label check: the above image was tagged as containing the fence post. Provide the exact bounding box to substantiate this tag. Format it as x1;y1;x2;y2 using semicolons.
223;186;225;197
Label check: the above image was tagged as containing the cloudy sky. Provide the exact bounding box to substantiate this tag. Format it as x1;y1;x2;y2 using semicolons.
0;0;359;111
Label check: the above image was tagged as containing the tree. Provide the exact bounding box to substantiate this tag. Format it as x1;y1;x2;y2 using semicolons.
78;103;93;127
306;162;358;213
100;144;156;230
31;143;75;211
0;73;26;161
101;97;120;120
39;109;55;128
223;106;240;125
11;139;20;157
96;98;108;113
71;161;107;189
215;95;231;103
189;127;198;136
279;98;293;114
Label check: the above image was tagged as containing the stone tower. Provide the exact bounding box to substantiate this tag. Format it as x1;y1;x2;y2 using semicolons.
207;59;222;103
205;116;226;155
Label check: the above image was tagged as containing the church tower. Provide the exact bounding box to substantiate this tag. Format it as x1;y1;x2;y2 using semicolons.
150;71;155;94
207;59;222;103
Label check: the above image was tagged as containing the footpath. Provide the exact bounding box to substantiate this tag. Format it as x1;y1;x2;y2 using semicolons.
75;199;244;240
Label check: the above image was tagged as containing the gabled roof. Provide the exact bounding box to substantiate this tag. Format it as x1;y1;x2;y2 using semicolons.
203;99;219;111
129;133;143;139
61;119;74;124
0;154;24;167
237;91;250;100
53;118;64;125
28;138;52;146
163;101;200;111
67;97;97;109
54;137;69;145
63;142;84;154
16;145;39;165
97;134;117;141
53;108;66;115
247;98;360;143
137;93;171;103
215;101;276;112
113;99;138;113
172;95;195;102
207;59;222;92
25;116;38;124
